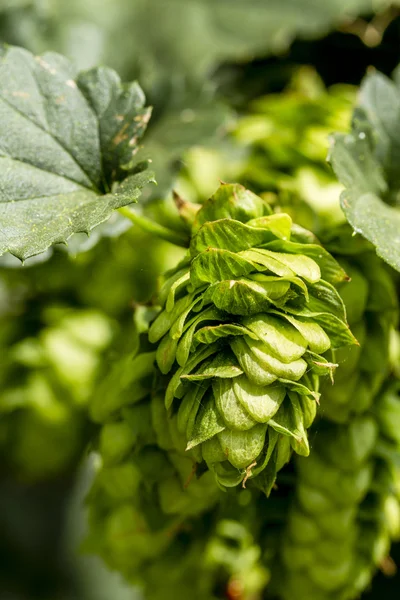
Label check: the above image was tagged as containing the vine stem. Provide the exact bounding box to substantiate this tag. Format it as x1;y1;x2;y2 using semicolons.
118;206;189;247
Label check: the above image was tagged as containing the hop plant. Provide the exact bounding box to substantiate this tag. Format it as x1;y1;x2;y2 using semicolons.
148;183;355;489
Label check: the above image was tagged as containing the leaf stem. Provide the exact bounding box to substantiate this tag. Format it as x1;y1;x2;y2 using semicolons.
118;207;189;247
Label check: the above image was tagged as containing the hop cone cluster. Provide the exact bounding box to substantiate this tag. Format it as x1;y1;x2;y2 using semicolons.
279;384;400;600
149;183;355;488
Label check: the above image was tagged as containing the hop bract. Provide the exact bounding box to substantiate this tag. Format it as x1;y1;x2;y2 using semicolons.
149;183;356;488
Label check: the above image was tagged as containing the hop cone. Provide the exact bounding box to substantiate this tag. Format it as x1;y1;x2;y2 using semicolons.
140;514;269;600
149;183;355;488
319;227;398;423
0;308;112;480
87;323;220;582
278;383;400;600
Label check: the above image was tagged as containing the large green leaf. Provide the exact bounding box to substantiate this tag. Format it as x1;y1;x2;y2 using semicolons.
330;69;400;272
0;45;154;261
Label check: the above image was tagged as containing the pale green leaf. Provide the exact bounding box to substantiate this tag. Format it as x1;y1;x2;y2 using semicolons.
213;378;257;431
245;338;308;381
201;436;227;465
268;398;302;440
248;272;308;299
186;397;225;450
246;213;292;240
148;294;196;344
191;219;281;256
263;240;348;284
204;278;288;316
243;314;307;363
175;307;223;367
165;343;218;409
276;313;331;354
284;304;356;349
288;392;310;456
217;424;267;469
193;183;269;231
176;382;208;436
166;271;190;312
169;295;203;340
231;337;278;386
278;378;319;402
299;394;317;428
212;462;245;488
249;428;279;480
308;280;347;321
239;248;296;278
158;266;191;308
251;444;279;497
258;250;321;283
193;323;258;346
190;247;257;289
233;376;285;423
182;352;243;381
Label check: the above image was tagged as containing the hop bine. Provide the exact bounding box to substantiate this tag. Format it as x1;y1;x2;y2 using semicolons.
149;183;356;489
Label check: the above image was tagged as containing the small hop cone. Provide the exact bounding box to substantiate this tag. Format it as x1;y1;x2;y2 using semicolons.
149;184;356;489
86;326;221;581
86;395;221;580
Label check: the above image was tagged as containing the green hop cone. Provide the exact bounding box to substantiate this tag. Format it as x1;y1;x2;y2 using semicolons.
138;513;269;600
277;379;400;600
319;227;398;423
86;320;221;582
0;308;112;480
374;380;400;445
149;183;356;489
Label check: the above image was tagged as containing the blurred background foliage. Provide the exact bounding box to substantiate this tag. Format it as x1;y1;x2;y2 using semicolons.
0;0;400;598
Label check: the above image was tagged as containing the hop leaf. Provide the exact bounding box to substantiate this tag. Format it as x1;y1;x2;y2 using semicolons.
0;45;154;261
